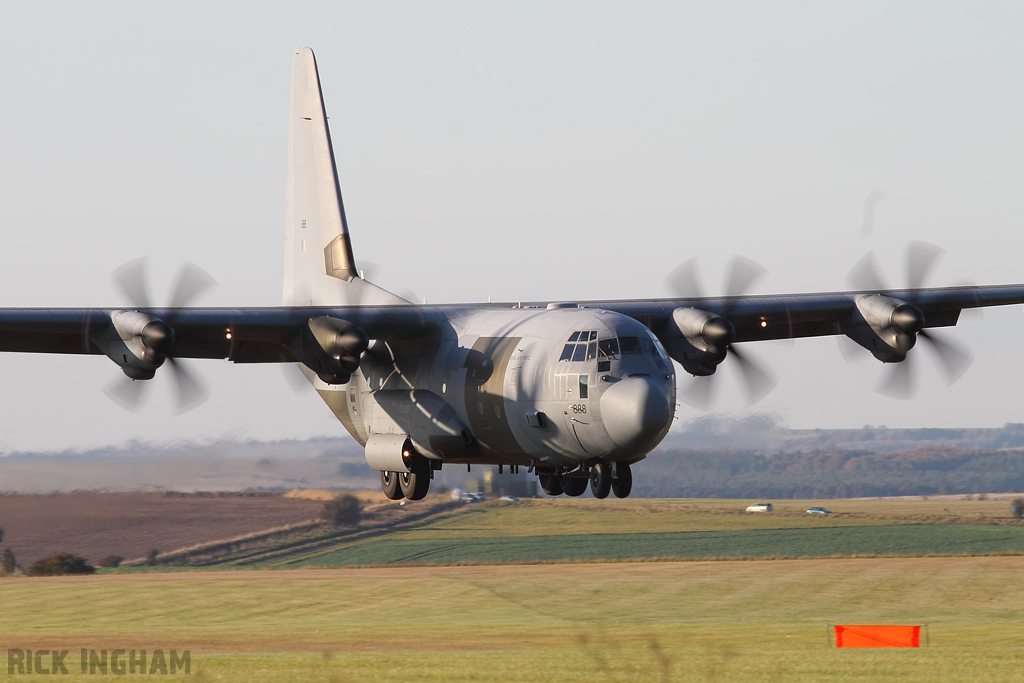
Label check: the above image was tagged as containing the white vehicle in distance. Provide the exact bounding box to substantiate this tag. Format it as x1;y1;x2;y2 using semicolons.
500;495;520;502
745;503;773;512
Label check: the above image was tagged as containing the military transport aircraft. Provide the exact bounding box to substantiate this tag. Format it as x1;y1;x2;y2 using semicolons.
1;47;1022;501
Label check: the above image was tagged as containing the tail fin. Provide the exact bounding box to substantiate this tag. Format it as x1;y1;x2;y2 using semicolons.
283;47;405;307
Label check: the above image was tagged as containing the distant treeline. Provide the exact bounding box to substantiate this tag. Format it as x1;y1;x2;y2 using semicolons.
634;447;1024;499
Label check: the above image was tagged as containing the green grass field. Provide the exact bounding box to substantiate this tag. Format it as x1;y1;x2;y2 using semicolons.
7;497;1024;681
205;496;1024;569
5;557;1024;681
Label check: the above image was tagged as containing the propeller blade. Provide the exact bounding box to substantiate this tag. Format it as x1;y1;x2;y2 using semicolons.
723;256;767;298
728;345;776;404
104;376;150;411
919;330;972;384
836;335;866;362
678;375;716;410
168;263;216;310
878;358;914;399
665;258;705;299
281;363;313;395
906;241;944;291
847;252;888;292
114;258;152;309
166;357;208;413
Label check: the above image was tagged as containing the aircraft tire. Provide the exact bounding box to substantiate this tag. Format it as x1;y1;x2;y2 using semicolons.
399;458;431;500
611;462;633;498
590;461;612;499
561;475;588;497
381;470;403;500
538;472;563;496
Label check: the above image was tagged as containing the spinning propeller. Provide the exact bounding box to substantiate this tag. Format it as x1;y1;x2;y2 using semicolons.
666;256;777;408
845;241;972;398
105;259;215;413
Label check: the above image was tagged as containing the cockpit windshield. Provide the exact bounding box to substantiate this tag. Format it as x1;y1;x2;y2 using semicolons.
560;330;667;362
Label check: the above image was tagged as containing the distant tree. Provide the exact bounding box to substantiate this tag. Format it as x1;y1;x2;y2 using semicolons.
145;549;160;566
1012;498;1024;520
98;555;124;568
321;494;362;528
0;526;5;545
27;552;95;576
1;548;15;575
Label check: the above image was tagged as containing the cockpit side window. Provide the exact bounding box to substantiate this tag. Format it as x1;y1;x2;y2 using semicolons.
598;338;619;357
619;336;643;354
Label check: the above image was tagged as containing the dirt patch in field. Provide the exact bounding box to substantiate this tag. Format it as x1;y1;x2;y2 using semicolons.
0;492;325;567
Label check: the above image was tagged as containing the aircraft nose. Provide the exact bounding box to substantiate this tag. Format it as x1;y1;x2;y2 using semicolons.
600;376;674;454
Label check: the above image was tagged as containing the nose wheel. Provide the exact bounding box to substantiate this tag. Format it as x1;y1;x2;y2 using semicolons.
611;462;632;498
589;461;612;499
538;471;563;496
560;474;588;497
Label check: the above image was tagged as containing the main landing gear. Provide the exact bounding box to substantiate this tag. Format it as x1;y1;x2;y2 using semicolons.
537;461;632;499
380;457;432;501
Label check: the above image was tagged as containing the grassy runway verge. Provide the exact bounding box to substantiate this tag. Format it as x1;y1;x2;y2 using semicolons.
5;557;1024;681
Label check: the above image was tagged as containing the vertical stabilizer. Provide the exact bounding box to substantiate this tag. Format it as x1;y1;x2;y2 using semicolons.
284;47;354;306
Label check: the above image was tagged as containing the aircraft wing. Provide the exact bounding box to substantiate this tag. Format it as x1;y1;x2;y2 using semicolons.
579;284;1024;342
0;306;444;362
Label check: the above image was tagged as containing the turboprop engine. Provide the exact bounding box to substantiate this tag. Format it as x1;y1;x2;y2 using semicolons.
661;307;736;376
841;294;925;362
293;315;369;384
93;310;175;379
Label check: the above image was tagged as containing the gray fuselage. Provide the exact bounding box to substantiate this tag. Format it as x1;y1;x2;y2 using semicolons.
315;306;676;469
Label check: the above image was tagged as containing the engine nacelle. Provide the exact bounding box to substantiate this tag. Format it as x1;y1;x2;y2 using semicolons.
93;310;175;379
841;294;925;362
294;316;369;384
661;307;735;376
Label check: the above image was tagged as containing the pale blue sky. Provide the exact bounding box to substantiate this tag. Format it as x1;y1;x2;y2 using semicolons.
0;2;1022;450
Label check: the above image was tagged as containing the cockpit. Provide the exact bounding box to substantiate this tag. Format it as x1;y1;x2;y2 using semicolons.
558;328;670;374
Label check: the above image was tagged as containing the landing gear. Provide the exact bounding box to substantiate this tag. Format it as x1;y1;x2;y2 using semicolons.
380;470;402;500
589;461;611;499
539;471;563;496
399;457;431;500
560;474;588;497
611;462;632;498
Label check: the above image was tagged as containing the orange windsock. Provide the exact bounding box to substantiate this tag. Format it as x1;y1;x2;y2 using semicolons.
834;625;920;648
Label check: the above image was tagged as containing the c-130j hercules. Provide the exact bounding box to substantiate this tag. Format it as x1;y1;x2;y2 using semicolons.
2;47;1023;500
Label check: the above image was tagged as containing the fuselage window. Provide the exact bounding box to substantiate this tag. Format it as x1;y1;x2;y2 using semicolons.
619;336;643;354
571;343;588;362
568;331;582;342
579;374;589;399
598;338;619;357
586;341;597;360
559;344;574;362
640;336;655;355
